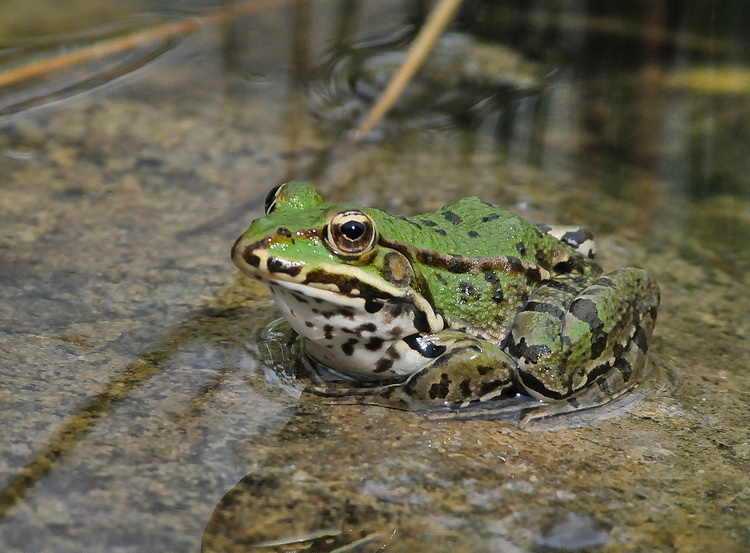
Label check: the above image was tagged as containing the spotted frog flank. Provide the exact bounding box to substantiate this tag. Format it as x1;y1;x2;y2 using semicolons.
232;182;659;424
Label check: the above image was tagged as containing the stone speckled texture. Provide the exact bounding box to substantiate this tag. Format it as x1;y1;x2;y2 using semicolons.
1;3;750;552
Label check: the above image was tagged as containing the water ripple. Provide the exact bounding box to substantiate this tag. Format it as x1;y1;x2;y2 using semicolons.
0;15;184;119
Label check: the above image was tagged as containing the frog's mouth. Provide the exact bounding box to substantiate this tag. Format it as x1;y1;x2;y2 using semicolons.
231;237;444;334
232;236;402;302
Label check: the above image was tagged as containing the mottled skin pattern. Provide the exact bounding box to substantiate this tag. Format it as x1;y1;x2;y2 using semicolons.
232;182;659;419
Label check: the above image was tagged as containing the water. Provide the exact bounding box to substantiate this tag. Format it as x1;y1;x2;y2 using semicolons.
1;1;749;552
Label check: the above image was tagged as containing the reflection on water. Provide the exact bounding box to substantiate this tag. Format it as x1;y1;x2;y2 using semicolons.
199;398;628;552
203;467;399;552
308;29;549;134
1;1;750;552
0;15;181;118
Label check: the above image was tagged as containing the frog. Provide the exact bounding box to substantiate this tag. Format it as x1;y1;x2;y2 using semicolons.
231;181;659;424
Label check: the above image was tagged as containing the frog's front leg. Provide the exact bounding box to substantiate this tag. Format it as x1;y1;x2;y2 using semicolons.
313;331;519;411
398;331;520;408
506;267;660;405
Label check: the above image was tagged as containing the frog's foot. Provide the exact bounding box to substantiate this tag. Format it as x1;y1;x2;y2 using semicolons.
422;346;656;430
516;350;672;431
507;267;660;404
537;224;596;258
310;331;518;412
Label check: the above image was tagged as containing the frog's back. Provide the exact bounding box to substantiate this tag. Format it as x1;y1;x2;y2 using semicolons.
373;197;600;341
388;196;561;261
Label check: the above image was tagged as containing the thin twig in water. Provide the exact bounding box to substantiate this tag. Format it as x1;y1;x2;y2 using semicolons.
0;0;299;89
355;0;464;137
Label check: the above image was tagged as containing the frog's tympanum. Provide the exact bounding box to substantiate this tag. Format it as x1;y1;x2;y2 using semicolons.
232;182;659;422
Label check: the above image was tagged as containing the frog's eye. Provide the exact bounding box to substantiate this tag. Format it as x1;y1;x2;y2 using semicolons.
325;210;376;258
264;184;283;214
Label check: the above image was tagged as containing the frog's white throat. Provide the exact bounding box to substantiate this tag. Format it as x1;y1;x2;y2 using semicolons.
264;278;444;377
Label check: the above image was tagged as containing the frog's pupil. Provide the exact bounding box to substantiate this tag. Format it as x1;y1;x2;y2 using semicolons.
341;220;365;240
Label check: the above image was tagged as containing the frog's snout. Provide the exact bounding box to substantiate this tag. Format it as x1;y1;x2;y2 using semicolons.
230;235;243;263
230;235;245;266
231;236;262;273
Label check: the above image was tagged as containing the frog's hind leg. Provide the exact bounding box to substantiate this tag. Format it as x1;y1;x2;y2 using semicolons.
507;268;659;405
515;340;657;430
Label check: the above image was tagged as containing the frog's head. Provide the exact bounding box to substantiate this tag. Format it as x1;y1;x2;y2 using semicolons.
231;182;443;375
232;182;435;307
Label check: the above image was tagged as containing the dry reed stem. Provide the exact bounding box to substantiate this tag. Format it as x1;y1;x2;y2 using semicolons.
355;0;464;136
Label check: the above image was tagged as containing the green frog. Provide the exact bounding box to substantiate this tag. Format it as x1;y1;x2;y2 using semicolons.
232;182;659;423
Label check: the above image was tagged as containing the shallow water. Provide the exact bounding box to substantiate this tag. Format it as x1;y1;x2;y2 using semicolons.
1;1;749;552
